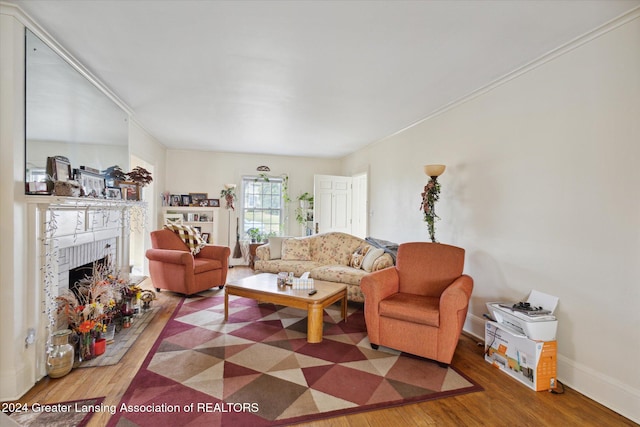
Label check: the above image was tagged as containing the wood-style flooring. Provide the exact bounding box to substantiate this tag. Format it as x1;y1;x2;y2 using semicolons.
9;267;637;426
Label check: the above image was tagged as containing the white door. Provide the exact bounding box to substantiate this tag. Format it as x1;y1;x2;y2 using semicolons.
351;173;368;238
314;175;352;234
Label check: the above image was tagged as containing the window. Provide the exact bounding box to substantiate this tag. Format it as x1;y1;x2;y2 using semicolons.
242;176;283;239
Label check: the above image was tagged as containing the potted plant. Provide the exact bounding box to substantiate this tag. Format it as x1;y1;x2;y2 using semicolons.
127;166;153;188
247;227;261;243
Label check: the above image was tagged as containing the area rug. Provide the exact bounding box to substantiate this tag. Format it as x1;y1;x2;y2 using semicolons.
108;292;482;426
7;397;105;427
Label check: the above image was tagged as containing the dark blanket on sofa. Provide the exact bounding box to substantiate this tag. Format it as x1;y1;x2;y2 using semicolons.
365;236;398;262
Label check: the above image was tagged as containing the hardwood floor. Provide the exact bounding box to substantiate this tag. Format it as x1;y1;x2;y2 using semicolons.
9;267;636;427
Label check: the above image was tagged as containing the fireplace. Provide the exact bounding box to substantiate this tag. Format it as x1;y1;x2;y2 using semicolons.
54;239;117;329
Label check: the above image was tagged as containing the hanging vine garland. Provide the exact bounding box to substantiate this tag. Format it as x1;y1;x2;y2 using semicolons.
420;177;441;243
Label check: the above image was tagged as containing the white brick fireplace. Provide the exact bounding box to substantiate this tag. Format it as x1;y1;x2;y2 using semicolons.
26;196;142;378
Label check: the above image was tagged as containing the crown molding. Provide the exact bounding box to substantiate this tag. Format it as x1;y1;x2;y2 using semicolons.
0;1;133;117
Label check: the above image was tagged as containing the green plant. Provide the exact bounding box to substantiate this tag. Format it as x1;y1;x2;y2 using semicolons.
247;227;261;242
220;187;237;210
295;192;314;225
420;178;441;242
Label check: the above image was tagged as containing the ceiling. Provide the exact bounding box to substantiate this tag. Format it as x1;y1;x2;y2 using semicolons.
11;0;640;158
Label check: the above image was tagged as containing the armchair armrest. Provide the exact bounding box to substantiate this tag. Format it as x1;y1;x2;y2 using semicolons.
360;267;400;305
145;248;193;265
437;274;474;363
360;266;399;345
439;274;473;314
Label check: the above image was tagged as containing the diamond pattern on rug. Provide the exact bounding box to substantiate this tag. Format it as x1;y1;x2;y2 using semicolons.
109;292;482;426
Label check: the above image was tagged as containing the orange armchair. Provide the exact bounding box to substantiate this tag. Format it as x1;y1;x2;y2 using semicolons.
146;229;230;296
360;242;473;366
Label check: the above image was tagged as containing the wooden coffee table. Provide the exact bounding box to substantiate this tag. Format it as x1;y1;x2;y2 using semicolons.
224;273;347;343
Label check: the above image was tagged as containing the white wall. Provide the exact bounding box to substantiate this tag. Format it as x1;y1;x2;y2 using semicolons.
0;10;31;401
164;150;341;257
129;120;167;274
341;12;640;423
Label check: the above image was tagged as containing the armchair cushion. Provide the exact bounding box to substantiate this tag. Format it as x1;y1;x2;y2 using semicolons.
193;258;223;274
379;293;440;327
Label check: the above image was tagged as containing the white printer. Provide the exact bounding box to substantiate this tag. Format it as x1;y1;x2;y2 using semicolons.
486;290;559;341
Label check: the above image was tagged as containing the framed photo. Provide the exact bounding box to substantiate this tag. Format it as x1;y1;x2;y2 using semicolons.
201;232;210;243
189;193;208;206
208;198;220;207
163;213;183;225
193;226;202;235
75;169;105;197
118;181;140;201
46;156;72;182
105;187;122;199
181;194;191;206
170;194;181;206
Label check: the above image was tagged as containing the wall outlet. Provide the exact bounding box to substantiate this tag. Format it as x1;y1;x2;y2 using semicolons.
550;377;556;389
25;328;36;347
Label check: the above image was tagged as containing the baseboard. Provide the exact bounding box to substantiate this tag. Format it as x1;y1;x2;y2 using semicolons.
463;313;640;424
0;363;32;402
557;355;640;424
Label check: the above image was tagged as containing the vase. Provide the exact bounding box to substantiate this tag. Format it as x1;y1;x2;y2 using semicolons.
46;329;74;378
103;323;116;342
94;338;106;356
78;333;95;362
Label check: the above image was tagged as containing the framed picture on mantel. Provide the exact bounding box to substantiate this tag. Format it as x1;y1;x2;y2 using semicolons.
118;181;139;201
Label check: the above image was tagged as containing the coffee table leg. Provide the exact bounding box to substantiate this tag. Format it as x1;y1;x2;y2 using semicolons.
224;288;229;321
307;303;324;343
342;292;347;323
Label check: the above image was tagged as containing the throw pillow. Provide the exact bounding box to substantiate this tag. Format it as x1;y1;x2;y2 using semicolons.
362;247;385;272
282;238;311;261
349;245;371;269
268;237;288;260
164;223;207;255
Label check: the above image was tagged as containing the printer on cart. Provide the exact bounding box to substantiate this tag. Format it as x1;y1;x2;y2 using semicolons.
486;290;559;341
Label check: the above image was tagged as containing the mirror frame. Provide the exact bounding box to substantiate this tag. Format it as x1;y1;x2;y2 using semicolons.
24;27;130;194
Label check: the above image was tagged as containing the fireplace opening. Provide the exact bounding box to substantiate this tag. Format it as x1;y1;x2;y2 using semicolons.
68;256;109;298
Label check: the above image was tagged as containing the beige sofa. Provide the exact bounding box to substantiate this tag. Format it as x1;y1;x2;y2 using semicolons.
254;232;394;302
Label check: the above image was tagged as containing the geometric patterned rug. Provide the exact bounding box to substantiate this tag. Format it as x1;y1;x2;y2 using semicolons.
108;290;482;426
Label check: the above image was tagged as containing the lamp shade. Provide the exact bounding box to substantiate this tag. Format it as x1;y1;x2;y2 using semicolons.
424;164;446;177
224;184;236;190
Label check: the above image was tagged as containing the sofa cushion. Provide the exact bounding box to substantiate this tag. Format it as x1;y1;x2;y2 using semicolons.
362;247;385;272
314;233;363;265
349;245;371;269
282;238;311;261
267;237;287;259
311;265;368;286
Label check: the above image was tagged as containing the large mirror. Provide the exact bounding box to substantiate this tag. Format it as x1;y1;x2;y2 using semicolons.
25;28;129;190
